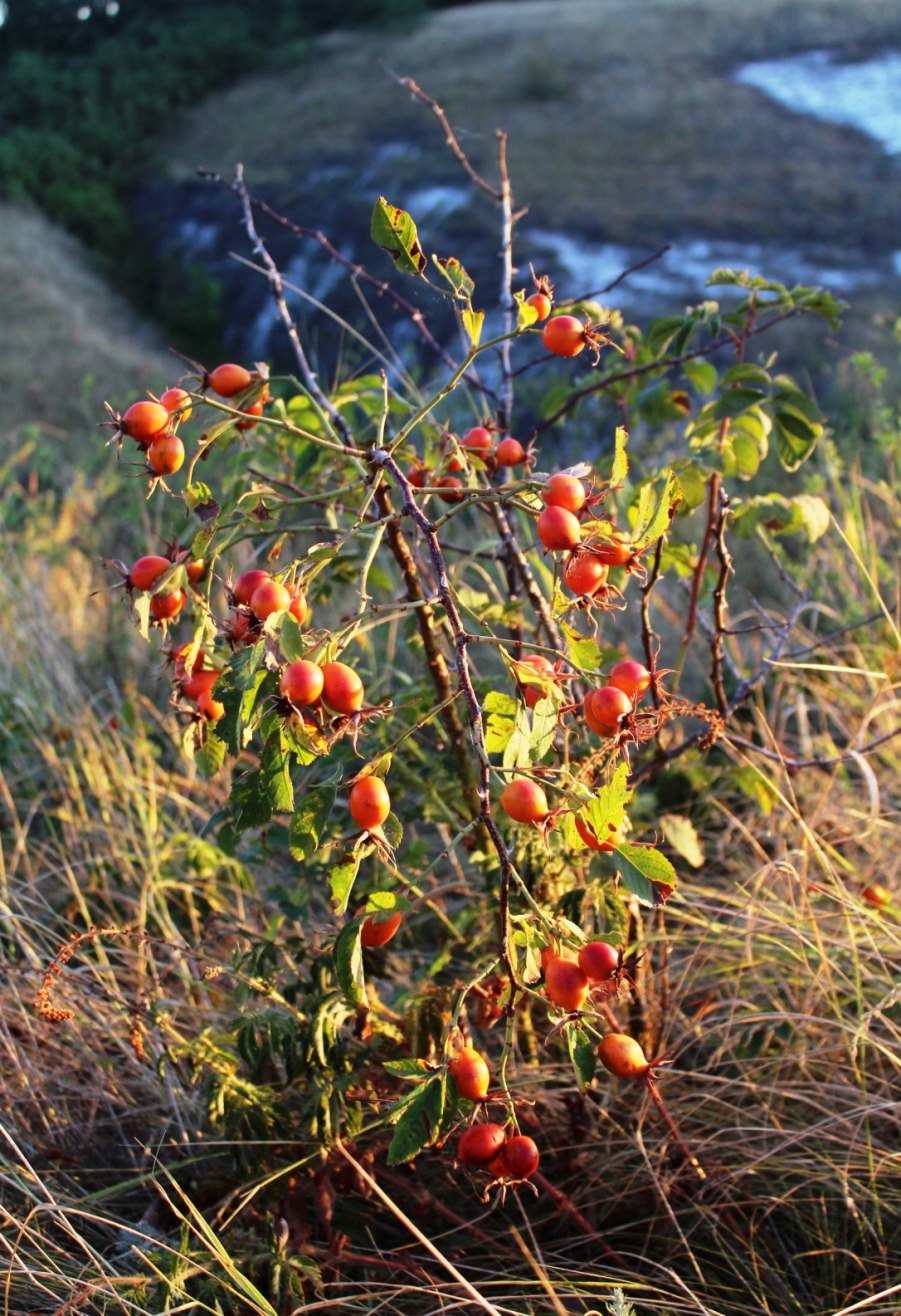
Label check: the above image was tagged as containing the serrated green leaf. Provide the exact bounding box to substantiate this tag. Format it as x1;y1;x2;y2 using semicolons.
720;363;771;388
328;853;362;915
371;197;426;277
382;811;404;850
610;425;629;484
225;642;266;691
289;785;336;861
783;493;830;543
562;623;602;673
645;315;685;355
132;590;151;641
584;763;632;839
196;731;227;779
383;1058;431;1078
502;704;532;771
334;920;367;1007
729;431;764;480
260;734;294;815
387;1076;443;1165
529;696;558;761
516;292;539;329
632;470;682;549
713;387;767;420
279;613;306;663
229;766;275;831
432;254;475;301
613;844;677;907
660;814;705;868
566;1023;597;1092
773;409;822;471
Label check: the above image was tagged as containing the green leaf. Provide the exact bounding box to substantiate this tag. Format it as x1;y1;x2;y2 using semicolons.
784;493;830;543
371;197;427;277
566;1023;597;1092
660;814;705;868
669;461;709;512
334;920;367;1007
387;1076;444;1165
382;811;404;850
516;291;539;329
727;430;764;480
562;623;602;673
773;408;822;471
383;1058;431;1078
132;590;151;641
432;254;475;301
462;307;485;348
502;704;532;771
645;315;686;355
682;359;717;396
632;470;682;549
195;731;227;779
610;425;629;485
583;763;632;839
713;387;767;420
260;734;294;815
720;363;771;388
279;613;306;663
328;852;362;915
612;844;677;907
289;785;336;861
225;641;266;691
529;696;558;761
485;690;518;756
229;766;275;831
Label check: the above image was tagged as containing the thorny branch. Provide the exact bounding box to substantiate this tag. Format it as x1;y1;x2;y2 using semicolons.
373;448;521;989
198;167;497;399
227;163;481;819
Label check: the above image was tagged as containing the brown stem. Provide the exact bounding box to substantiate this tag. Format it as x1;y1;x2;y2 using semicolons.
629;592;810;787
531;1171;626;1264
640;536;664;714
523;309;802;435
681;470;721;654
643;1077;706;1182
374;449;520;988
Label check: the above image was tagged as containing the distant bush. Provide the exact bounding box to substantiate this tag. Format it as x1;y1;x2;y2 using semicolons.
0;0;434;350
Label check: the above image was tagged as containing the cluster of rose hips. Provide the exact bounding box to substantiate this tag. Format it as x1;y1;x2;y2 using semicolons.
408;424;529;504
498;653;652;833
109;361;271;483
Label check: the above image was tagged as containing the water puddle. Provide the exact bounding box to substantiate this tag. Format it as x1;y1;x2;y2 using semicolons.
735;49;901;154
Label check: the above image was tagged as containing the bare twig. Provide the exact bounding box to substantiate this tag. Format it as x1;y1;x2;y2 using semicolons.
389;74;501;201
228;164;481;818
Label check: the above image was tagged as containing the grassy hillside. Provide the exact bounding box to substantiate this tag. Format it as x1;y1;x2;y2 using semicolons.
1;204;174;442
163;0;901;252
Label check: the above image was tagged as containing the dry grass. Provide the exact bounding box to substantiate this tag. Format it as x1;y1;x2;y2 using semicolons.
0;204;172;449
163;0;901;251
0;457;898;1314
